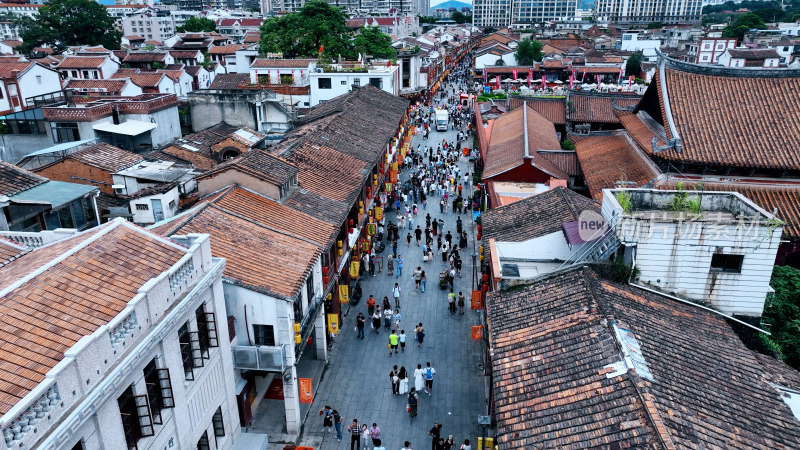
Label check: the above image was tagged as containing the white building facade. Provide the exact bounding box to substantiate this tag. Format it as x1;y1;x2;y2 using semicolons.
0;222;241;450
603;188;782;317
309;65;400;106
594;0;703;24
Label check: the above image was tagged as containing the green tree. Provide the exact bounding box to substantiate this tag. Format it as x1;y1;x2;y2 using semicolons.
15;0;121;54
451;11;472;23
260;0;352;59
353;26;397;59
723;12;766;39
625;52;643;77
176;16;217;33
646;21;663;29
763;265;800;368
495;58;505;66
515;38;543;65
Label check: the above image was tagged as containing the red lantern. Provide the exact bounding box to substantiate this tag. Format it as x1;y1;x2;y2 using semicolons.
477;224;482;233
349;219;354;227
307;335;313;345
482;284;489;292
349;227;354;234
482;273;489;282
323;266;329;276
477;232;482;240
323;275;329;284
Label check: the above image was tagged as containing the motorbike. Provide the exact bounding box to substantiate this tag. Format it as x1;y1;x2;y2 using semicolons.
350;281;362;305
374;241;386;253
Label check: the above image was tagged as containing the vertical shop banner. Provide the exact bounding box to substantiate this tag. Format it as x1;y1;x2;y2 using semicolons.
471;325;483;341
298;378;313;403
385;182;393;193
471;290;483;309
338;284;349;303
380;192;387;205
367;223;377;236
375;206;383;221
327;313;339;336
349;261;360;278
390;170;399;183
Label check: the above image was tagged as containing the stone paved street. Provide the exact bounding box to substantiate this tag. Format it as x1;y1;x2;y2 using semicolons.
298;123;488;450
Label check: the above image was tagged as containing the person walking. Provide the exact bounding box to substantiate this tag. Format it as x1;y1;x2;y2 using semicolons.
373;439;386;450
360;424;370;450
396;255;404;278
348;419;362;450
402;441;413;450
372;308;382;334
442;435;455;450
415;323;425;347
460;439;471;450
320;405;333;432
448;289;456;315
408;388;419;417
428;422;442;450
370;423;382;447
383;307;393;331
415;226;422;246
390;365;400;394
367;295;376;317
399;329;407;352
356;313;365;339
458;292;465;315
413;267;422;291
424;362;436;395
389;330;399;356
398;366;409;394
414;363;425;392
393;283;402;309
333;410;344;441
394;309;402;330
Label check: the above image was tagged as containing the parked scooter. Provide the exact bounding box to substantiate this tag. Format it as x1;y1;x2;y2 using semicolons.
350;281;362;305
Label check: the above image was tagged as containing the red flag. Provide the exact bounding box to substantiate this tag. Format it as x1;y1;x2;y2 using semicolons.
318;45;323;54
541;75;546;90
571;68;577;81
596;74;601;89
618;68;624;84
569;75;574;90
495;75;500;90
527;68;532;88
512;69;517;79
387;60;391;68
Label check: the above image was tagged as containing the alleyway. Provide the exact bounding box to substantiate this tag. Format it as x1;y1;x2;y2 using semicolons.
298;123;488;450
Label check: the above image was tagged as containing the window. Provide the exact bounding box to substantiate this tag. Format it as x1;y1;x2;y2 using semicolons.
178;322;203;380
143;358;174;425
70;441;85;450
317;77;332;89
252;324;275;346
118;385;154;450
710;253;743;273
197;431;210;450
195;304;219;355
369;78;382;89
340;80;347;85
36;75;42;85
212;406;225;442
168;200;176;211
352;78;361;87
135;204;149;211
51;122;80;143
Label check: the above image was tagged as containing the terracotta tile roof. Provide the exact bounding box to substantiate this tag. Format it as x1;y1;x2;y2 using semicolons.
126;73;165;88
567;91;641;124
482;187;598;242
489;266;800;449
634;65;800;171
0;161;47;196
538;150;580;177
616;109;665;150
156;203;320;299
727;48;780;60
250;58;316;69
243;32;260;44
157;69;185;81
168;50;201;59
208;44;248;55
482;104;566;180
122;52;167;63
572;132;661;201
507;97;566;125
209;73;249;89
0;61;33;80
55;56;107;69
64;78;128;92
0;236;26;267
656;179;800;240
1;39;21;48
210;185;339;247
64;142;143;172
199;149;298;187
125;35;144;41
161;145;218;171
0;221;187;415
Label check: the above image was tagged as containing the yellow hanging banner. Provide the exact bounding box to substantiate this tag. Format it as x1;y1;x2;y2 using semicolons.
327;313;339;336
375;206;384;221
349;260;360;278
338;284;349;303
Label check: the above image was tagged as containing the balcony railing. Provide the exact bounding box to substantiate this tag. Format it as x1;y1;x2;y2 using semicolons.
232;345;286;372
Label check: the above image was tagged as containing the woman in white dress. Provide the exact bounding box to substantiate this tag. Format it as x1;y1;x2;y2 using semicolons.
398;366;409;395
414;363;425;393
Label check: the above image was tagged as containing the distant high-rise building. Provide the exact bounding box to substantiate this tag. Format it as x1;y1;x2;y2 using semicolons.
594;0;702;23
418;0;429;15
473;0;574;27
